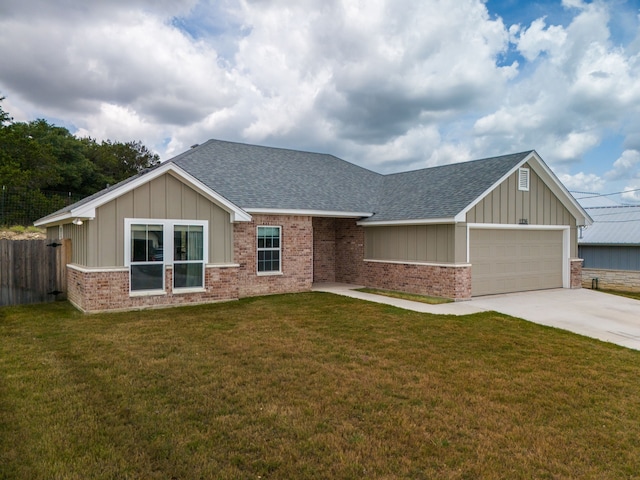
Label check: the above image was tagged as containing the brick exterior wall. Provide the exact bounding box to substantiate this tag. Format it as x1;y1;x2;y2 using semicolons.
363;261;472;300
335;218;366;284
312;217;336;283
570;259;583;289
581;268;640;292
235;215;313;298
67;265;239;313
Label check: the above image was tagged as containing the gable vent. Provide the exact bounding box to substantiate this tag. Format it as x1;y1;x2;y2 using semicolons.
518;167;530;191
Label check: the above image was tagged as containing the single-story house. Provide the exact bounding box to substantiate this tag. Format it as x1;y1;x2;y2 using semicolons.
572;192;640;291
35;140;591;313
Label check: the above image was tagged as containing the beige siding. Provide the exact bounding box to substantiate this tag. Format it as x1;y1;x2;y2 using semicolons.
466;164;572;227
84;173;233;267
466;163;578;257
365;224;454;263
60;223;88;265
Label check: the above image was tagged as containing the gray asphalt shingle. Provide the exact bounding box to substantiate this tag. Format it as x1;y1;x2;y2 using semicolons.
37;139;533;223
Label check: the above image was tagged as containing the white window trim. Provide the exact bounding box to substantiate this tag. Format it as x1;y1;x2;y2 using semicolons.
124;218;209;295
256;225;282;275
518;167;530;191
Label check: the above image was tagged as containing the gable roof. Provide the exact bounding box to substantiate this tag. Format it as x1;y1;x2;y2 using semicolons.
34;161;252;226
35;139;591;227
365;152;530;223
579;205;640;245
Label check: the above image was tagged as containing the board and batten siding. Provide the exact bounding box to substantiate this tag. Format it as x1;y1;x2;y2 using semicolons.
84;173;233;267
465;163;578;257
365;224;455;263
47;224;88;265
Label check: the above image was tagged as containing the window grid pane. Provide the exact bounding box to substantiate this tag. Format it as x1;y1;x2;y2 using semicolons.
257;226;281;273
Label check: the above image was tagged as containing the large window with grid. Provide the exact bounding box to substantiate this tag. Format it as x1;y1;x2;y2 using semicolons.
257;226;281;274
125;219;208;294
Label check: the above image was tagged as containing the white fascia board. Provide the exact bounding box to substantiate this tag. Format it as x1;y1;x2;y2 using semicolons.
525;152;593;226
245;208;373;218
35;163;251;226
357;217;455;226
454;151;593;226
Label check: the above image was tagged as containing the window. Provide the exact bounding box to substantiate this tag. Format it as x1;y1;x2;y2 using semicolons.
125;219;208;294
257;226;281;274
130;224;165;292
173;225;204;289
518;167;530;191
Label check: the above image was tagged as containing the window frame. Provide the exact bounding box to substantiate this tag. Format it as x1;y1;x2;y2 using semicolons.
256;225;282;275
124;219;209;295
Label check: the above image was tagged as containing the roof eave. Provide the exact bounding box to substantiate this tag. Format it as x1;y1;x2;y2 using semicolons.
357;217;456;226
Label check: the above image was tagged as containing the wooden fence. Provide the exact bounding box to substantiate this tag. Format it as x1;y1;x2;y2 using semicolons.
0;239;71;306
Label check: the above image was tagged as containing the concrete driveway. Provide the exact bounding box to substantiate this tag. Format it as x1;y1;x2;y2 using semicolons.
468;288;640;351
313;284;640;351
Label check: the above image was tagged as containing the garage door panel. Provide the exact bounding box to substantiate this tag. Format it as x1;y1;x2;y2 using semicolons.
471;229;563;296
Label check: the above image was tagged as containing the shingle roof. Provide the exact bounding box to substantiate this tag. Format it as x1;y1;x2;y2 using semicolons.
36;139;536;224
368;152;531;221
579;206;640;245
170;139;383;213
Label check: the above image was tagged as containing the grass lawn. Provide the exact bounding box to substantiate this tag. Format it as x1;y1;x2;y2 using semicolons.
2;293;640;479
600;289;640;301
355;287;452;304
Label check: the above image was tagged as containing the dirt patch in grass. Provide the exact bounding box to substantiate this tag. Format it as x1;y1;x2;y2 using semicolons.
0;226;46;240
356;287;452;304
2;294;640;479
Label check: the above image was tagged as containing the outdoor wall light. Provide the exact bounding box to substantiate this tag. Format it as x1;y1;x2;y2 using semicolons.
72;218;83;226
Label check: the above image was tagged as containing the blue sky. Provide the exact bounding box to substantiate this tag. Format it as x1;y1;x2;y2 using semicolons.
1;0;640;202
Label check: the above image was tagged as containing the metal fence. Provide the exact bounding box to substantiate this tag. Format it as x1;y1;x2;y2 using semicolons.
0;185;84;226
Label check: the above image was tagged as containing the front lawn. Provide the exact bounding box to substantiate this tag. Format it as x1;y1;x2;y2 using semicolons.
2;294;640;479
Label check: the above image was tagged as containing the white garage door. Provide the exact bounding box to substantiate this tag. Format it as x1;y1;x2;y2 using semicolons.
470;229;564;296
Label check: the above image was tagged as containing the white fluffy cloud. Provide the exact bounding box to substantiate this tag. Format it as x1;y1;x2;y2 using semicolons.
0;0;639;200
559;171;605;192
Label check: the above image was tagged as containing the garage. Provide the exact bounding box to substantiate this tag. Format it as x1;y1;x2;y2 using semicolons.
470;228;564;296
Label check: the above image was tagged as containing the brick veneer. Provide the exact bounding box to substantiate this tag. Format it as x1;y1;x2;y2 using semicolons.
363;261;472;300
335;218;366;284
570;258;583;289
312;217;336;283
67;265;239;313
235;215;313;298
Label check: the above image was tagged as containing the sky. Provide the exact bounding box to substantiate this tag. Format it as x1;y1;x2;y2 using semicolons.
1;0;640;202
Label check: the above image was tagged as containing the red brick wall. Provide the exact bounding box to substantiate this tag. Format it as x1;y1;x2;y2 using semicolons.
335;219;365;284
312;217;336;283
67;265;239;313
570;259;583;289
234;215;313;298
363;261;472;300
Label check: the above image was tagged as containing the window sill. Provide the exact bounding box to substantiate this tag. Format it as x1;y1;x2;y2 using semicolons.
172;287;206;294
257;271;283;276
130;290;167;297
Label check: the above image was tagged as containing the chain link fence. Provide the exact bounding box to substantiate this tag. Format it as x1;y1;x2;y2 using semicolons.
0;185;84;227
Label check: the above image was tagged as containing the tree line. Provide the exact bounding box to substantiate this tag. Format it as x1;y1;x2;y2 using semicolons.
0;98;160;225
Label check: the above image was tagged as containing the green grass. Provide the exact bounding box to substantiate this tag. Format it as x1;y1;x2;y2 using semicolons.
600;289;640;301
356;287;453;304
2;294;640;479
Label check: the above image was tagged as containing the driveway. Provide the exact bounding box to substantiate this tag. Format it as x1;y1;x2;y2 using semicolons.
312;284;640;351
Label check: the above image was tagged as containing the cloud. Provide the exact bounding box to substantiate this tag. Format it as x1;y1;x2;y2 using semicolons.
0;0;639;204
559;171;605;192
621;185;640;203
605;149;640;181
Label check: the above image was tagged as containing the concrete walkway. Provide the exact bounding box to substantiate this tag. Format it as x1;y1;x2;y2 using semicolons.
312;283;640;351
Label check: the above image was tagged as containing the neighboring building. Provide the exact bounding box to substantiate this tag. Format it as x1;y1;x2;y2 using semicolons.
573;192;640;291
35;140;591;313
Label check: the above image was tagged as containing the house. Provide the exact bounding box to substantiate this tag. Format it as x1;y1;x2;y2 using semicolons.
572;192;640;291
35;140;591;313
